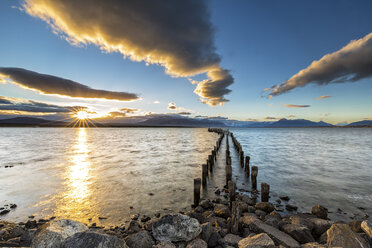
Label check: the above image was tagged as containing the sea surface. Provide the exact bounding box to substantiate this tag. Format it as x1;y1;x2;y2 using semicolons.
0;127;371;226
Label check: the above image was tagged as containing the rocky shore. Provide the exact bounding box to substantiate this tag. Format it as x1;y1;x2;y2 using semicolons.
1;187;371;248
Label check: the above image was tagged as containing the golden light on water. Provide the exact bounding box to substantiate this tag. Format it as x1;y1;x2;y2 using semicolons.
53;128;98;222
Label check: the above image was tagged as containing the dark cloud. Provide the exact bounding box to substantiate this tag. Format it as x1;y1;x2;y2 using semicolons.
0;96;12;104
269;32;372;96
0;96;83;113
264;116;277;120
0;67;139;101
285;104;311;108
178;112;191;115
23;0;233;105
168;102;177;110
119;108;138;113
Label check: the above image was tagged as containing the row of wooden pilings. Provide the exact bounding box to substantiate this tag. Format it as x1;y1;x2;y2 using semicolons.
194;129;271;234
193;128;225;207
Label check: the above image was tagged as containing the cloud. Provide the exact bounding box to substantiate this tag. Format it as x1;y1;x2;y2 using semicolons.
119;108;138;113
168;102;177;110
0;67;139;101
22;0;233;106
109;111;127;117
316;95;331;100
178;112;191;115
269;32;372;96
153;101;160;104
264;116;277;120
285;104;311;108
0;96;84;113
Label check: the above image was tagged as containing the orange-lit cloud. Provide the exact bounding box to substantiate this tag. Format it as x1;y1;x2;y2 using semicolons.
264;116;278;120
269;32;372;96
285;104;311;108
317;95;332;100
0;67;139;101
168;102;177;110
22;0;233;106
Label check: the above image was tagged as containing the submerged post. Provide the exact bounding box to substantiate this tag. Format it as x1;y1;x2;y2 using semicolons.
226;164;232;187
261;182;270;202
194;178;201;207
251;166;258;191
202;164;208;186
245;156;250;177
240;151;244;168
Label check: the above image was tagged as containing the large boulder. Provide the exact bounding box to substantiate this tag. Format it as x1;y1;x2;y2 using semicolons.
300;242;326;248
186;239;208;248
281;224;315;244
0;221;26;242
248;219;300;247
221;233;242;247
306;217;333;237
32;219;88;248
311;205;327;220
361;220;372;238
326;223;368;248
238;233;275;248
200;222;213;243
152;241;176;248
62;231;128;248
125;230;154;248
152;214;201;242
255;202;274;213
214;204;230;218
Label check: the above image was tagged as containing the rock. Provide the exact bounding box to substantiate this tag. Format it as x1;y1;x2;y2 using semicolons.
207;231;220;247
264;216;280;229
62;231;128;248
281;224;315;244
254;202;274;213
32;219;88;248
153;241;177;248
326;223;368;248
311;205;328;220
126;230;155;248
141;216;152;223
285;204;298;211
199;199;213;210
289;215;314;231
349;220;363;233
248;218;300;247
200;222;213;243
280;196;290;201
0;209;10;215
25;220;38;229
214;204;230;219
222;233;242;246
10;204;17;209
306;218;333;237
186;239;207;248
215;189;221;195
239;215;260;228
361;220;372;238
238;233;275;248
300;242;326;248
152;214;201;242
126;220;142;234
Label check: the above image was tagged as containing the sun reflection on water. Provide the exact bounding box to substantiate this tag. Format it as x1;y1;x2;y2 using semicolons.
53;128;97;223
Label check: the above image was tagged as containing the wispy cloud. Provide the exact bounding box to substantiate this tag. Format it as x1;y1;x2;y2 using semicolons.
317;95;332;100
22;0;233;106
153;101;160;104
0;67;139;101
285;104;311;108
269;32;372;96
119;108;138;113
264;116;278;120
178;112;191;115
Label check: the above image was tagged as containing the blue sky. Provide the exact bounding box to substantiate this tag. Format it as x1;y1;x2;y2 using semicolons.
0;0;372;124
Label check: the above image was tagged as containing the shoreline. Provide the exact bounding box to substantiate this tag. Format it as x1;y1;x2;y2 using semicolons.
1;129;371;247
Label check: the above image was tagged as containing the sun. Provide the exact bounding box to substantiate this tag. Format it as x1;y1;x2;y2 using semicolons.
76;111;88;120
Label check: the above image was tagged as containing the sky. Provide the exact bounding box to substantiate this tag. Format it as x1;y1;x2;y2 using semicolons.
1;0;372;124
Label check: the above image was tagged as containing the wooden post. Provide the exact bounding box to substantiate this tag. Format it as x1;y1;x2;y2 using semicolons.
240;151;244;168
208;159;212;173
228;180;236;206
261;182;270;202
194;178;201;207
230;201;240;234
208;155;214;167
226;164;232;187
251;166;258;191
245;156;250;177
202;164;207;186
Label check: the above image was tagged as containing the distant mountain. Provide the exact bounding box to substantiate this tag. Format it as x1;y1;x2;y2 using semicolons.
0;117;56;125
269;119;333;127
347;120;372;127
138;116;226;127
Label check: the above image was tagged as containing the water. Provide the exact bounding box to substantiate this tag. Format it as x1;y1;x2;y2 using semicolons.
0;127;371;226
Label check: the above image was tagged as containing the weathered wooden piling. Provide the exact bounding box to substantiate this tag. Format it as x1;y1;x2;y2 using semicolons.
202;164;208;186
240;151;244;168
261;182;270;202
245;156;250;177
228;180;236;206
193;178;201;207
251;166;258;191
225;164;232;187
230;201;240;234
